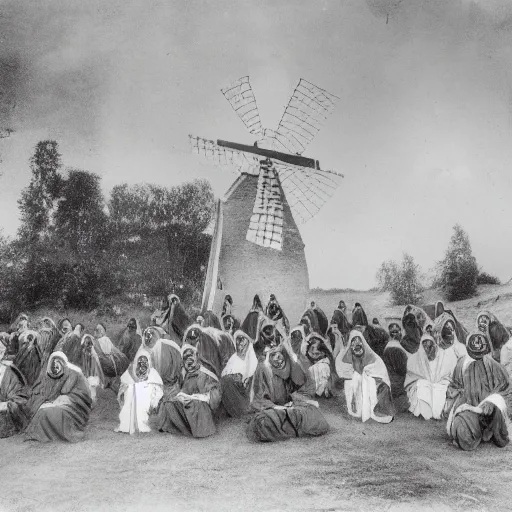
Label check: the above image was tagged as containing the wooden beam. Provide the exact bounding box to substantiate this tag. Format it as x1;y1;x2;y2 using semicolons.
217;139;318;169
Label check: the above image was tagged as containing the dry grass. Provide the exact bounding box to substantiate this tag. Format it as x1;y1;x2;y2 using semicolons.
2;284;512;512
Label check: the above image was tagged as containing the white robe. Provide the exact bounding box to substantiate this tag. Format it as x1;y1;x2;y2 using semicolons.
405;344;458;420
309;358;331;397
115;368;163;434
344;358;393;424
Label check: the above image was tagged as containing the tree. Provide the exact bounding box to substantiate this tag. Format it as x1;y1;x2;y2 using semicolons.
53;169;109;256
18;140;63;243
108;179;215;297
435;224;479;302
377;253;423;306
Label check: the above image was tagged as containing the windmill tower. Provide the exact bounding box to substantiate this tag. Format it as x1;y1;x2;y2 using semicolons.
190;76;343;325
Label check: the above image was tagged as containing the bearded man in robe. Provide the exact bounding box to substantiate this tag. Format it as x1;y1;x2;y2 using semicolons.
115;350;163;435
342;331;395;423
405;333;458;420
444;332;511;451
432;313;467;360
476;311;510;363
221;330;258;418
247;340;329;442
0;360;28;438
116;318;142;363
303;333;335;398
24;352;92;443
381;323;409;413
139;327;182;399
156;344;221;438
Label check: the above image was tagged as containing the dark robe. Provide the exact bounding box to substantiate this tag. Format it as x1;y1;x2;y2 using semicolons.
13;339;43;388
116;330;142;363
156;367;221;438
381;341;410;413
54;333;83;367
247;354;329;442
149;339;183;399
202;311;222;330
362;325;389;358
331;308;352;339
0;362;28;438
24;366;92;442
220;374;253;418
445;355;511;451
241;311;262;341
187;329;225;378
352;305;368;328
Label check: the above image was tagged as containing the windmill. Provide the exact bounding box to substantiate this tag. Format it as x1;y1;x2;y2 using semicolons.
190;76;343;324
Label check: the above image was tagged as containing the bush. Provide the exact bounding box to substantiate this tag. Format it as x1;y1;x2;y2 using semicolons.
435;225;479;302
477;272;501;285
376;253;423;306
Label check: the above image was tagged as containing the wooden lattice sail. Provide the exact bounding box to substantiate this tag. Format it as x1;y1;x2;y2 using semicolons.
191;76;343;324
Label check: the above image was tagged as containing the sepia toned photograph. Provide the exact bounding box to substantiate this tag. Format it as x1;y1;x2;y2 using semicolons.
1;1;512;511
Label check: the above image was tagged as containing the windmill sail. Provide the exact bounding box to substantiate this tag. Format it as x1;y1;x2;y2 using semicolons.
274;79;340;155
221;76;263;135
274;162;343;224
246;159;284;250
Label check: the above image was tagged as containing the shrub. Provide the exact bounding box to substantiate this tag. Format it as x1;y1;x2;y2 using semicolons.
477;272;501;285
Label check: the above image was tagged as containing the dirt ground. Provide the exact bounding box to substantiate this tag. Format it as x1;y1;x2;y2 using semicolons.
3;283;512;512
2;385;511;512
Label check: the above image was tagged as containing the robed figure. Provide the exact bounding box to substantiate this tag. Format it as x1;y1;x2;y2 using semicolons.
247;341;329;442
24;352;92;443
115;350;163;435
0;360;28;438
156;343;221;438
342;331;395;423
116;318;143;363
220;330;258;418
444;333;511;452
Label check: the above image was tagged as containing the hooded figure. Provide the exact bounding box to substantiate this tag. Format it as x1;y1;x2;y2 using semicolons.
155;343;221;438
254;317;282;360
405;333;458;420
151;294;192;345
351;303;368;328
290;325;309;360
202;311;223;330
304;333;335;398
221;314;239;337
444;332;511;451
220;330;258;418
342;331;394;423
12;330;43;388
431;313;467;360
381;323;409;413
330;302;352;341
54;324;84;368
182;324;225;378
476;311;510;364
24;352;92;443
240;295;265;341
400;305;434;354
139;327;182;398
360;324;389;358
0;360;28;438
301;305;328;337
265;294;290;339
116;318;143;363
247;342;329;442
115;349;163;435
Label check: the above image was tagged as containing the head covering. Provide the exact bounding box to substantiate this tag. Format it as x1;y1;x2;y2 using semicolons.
352;304;368;328
432;313;459;349
290;325;307;356
126;318;142;337
475;310;510;354
265;345;291;380
342;330;378;373
129;349;153;382
47;351;68;379
466;332;491;361
221;330;258;381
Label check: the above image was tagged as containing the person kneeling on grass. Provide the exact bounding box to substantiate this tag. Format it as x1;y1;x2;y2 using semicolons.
24;352;92;443
155;343;221;438
115;350;163;435
246;339;329;442
444;332;511;451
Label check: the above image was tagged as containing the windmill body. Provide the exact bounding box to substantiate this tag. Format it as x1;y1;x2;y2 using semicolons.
192;77;342;325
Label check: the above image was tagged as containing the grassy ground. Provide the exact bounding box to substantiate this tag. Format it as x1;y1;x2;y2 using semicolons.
2;283;512;512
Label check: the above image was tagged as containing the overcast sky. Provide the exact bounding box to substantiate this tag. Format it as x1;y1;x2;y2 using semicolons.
1;0;512;290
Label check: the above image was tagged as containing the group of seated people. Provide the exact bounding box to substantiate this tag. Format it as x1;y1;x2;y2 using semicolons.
0;293;511;451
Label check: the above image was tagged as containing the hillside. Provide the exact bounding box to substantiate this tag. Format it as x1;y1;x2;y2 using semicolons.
310;282;512;329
